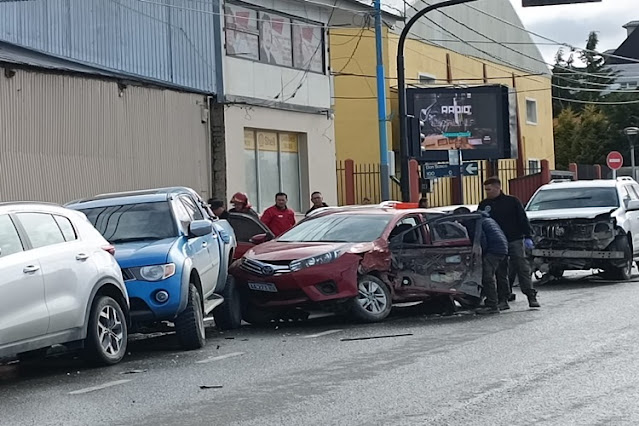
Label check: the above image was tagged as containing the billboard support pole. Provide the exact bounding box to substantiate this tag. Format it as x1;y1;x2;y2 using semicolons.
458;150;464;204
397;0;479;202
374;0;390;201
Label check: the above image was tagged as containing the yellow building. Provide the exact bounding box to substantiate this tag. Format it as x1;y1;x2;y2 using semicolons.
331;1;554;206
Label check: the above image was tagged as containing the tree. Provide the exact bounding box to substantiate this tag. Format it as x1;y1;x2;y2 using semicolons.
551;32;615;118
553;106;611;170
553;108;579;170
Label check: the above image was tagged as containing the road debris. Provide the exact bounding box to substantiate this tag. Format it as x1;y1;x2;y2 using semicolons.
199;385;223;389
120;369;147;375
340;333;413;342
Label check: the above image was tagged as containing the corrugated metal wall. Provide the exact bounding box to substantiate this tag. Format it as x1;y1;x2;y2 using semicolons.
0;0;219;93
0;68;211;204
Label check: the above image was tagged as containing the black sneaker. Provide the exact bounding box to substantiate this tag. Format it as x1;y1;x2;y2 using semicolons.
527;294;541;308
508;293;516;302
497;301;510;310
476;306;500;315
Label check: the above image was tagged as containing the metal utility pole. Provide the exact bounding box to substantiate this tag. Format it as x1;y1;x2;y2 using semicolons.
374;0;390;201
624;126;639;180
397;0;478;202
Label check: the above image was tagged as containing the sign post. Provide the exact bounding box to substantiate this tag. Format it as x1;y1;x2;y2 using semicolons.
607;151;623;179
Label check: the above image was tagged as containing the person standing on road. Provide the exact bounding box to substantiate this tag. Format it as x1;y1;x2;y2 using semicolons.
229;192;259;218
454;207;509;314
208;199;230;220
262;192;296;237
306;191;329;216
479;177;540;309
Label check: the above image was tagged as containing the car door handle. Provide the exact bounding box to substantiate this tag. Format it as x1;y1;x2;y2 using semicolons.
23;265;40;274
76;253;89;261
202;242;208;248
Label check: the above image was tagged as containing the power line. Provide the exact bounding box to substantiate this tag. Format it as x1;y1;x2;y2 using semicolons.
553;96;639;105
422;4;612;82
127;0;367;29
401;1;621;95
463;2;639;66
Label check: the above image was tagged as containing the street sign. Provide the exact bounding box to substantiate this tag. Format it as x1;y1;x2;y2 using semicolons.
423;164;459;179
523;0;600;6
607;151;623;171
462;162;479;176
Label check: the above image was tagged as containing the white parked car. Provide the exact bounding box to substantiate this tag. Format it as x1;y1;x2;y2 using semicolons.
0;203;129;365
525;177;639;281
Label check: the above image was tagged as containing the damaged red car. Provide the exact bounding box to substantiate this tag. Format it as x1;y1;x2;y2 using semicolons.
229;205;484;324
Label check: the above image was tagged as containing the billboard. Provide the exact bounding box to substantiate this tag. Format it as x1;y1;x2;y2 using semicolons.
407;85;514;162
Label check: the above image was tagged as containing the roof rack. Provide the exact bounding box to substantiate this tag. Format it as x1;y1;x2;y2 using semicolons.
549;178;573;183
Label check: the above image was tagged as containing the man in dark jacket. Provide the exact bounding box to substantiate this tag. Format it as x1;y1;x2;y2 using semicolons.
454;207;508;314
479;177;540;309
208;199;230;220
306;191;329;216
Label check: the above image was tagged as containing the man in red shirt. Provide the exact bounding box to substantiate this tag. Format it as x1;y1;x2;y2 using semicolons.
261;192;296;236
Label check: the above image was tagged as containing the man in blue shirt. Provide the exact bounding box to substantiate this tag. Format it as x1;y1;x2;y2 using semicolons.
454;207;508;314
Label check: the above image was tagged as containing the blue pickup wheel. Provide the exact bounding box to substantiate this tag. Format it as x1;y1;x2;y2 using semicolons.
213;275;242;330
175;283;206;350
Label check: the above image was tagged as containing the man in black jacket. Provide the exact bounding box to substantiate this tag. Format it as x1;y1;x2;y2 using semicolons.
479;177;540;309
306;192;329;216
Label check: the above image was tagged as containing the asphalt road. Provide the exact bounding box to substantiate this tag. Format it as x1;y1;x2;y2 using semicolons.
3;271;639;426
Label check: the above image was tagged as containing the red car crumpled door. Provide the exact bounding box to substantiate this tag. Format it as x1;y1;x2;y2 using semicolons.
389;213;483;298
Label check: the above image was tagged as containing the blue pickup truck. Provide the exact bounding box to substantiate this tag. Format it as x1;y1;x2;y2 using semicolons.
67;187;241;350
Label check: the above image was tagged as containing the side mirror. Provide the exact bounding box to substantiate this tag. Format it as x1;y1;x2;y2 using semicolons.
249;233;268;245
189;220;213;238
628;200;639;211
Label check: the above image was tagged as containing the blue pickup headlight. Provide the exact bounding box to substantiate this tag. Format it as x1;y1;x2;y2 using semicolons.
132;263;176;281
289;251;341;272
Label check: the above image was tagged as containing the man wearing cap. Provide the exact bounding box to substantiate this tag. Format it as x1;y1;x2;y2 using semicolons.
229;192;259;218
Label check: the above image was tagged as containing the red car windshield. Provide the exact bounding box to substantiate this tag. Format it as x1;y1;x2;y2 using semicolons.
278;214;393;243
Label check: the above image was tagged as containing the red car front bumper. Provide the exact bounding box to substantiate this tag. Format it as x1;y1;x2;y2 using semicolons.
230;254;361;308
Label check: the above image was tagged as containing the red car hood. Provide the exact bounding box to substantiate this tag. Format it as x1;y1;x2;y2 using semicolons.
247;240;382;262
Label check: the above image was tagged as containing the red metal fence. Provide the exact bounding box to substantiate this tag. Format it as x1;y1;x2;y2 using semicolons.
337;160;606;207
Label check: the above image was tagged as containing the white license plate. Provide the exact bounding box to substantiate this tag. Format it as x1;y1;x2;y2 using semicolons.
248;282;278;293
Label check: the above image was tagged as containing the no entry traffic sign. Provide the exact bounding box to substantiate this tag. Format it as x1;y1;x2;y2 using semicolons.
607;151;624;171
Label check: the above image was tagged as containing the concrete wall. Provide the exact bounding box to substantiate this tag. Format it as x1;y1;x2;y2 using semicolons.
0;67;211;204
223;105;337;213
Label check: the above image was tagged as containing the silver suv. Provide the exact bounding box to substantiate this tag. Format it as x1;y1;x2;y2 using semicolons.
526;177;639;281
0;203;129;365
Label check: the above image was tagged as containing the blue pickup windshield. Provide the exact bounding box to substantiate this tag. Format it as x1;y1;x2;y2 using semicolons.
81;202;177;243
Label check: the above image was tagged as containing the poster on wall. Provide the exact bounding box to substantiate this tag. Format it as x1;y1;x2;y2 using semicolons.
407;85;514;162
259;12;292;67
225;4;259;59
292;22;323;72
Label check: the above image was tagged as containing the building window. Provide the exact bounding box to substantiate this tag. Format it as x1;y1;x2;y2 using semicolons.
225;2;325;73
224;4;260;60
292;21;324;73
418;73;436;86
244;129;301;212
526;98;538;125
528;159;541;174
259;11;292;67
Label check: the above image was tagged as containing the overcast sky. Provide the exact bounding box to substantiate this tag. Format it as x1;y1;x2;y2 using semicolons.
509;0;635;64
